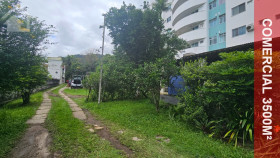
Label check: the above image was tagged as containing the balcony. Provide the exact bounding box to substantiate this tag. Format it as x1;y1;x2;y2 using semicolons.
172;0;188;14
178;28;207;43
172;0;206;25
173;11;206;33
181;46;207;55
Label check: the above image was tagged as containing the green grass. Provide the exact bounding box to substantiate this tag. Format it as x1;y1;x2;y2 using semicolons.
52;84;67;94
0;92;43;158
63;88;87;96
74;98;254;158
46;87;124;158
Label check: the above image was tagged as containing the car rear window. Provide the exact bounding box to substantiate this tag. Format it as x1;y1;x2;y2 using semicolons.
74;79;81;84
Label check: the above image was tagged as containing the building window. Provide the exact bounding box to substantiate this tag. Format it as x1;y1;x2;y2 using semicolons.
191;42;199;47
200;40;204;44
199;22;204;28
232;3;246;16
191;9;199;14
219;14;226;24
232;25;246;37
167;4;172;10
247;0;253;4
209;18;217;27
192;25;199;30
210;36;217;45
166;16;171;23
219;33;226;43
219;0;225;5
209;0;217;10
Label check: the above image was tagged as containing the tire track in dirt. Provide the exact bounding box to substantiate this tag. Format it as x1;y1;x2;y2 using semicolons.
60;87;134;157
9;87;57;158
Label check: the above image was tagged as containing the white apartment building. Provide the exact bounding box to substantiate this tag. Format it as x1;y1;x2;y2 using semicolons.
226;0;254;47
47;57;65;84
162;0;254;57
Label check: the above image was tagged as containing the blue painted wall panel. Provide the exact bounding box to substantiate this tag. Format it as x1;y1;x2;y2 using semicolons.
208;0;226;51
168;76;185;95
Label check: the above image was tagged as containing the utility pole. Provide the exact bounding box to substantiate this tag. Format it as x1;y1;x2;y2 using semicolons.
98;14;105;104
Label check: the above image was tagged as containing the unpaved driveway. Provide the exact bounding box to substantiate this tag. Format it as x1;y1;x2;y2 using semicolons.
8;125;52;158
9;89;55;158
60;87;134;157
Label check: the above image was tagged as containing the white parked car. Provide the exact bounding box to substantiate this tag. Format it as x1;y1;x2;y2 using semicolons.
71;77;83;89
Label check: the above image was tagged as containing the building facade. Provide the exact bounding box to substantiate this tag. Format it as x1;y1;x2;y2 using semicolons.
47;57;65;84
162;0;254;57
226;0;254;47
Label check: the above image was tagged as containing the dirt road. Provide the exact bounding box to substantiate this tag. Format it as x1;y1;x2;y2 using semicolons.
8;90;54;158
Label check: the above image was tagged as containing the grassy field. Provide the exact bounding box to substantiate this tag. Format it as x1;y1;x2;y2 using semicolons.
72;96;254;158
52;84;66;94
46;87;125;157
0;92;43;158
63;87;87;96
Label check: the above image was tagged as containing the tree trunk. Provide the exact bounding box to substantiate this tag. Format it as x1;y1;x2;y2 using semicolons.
153;91;160;112
87;88;91;101
141;90;148;98
22;91;31;105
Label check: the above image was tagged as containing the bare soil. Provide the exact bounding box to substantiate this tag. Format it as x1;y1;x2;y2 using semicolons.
66;94;85;98
8;125;53;158
83;109;134;157
8;89;57;158
48;92;59;97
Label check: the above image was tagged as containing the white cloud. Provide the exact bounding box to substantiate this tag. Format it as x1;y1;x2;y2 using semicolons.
21;0;153;57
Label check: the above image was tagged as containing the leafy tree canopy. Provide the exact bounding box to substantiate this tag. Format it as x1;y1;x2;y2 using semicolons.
0;0;54;104
105;2;186;65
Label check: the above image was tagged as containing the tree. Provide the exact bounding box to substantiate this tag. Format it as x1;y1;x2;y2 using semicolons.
152;0;169;14
136;57;179;111
63;55;81;80
0;0;53;104
0;0;22;26
63;52;100;80
104;2;186;110
105;3;167;65
16;55;48;104
81;50;100;74
83;55;137;102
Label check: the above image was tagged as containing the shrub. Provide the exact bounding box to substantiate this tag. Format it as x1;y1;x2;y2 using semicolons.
83;71;99;101
176;58;208;123
84;55;138;101
135;57;179;111
177;51;254;146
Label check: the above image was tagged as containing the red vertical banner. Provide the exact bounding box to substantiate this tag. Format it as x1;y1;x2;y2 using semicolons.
254;0;280;157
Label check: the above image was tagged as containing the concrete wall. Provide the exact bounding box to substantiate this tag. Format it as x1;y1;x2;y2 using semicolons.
226;0;254;47
162;0;173;29
47;57;65;84
165;0;208;56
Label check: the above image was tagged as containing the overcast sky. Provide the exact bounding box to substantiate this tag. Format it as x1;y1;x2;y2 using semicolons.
21;0;153;57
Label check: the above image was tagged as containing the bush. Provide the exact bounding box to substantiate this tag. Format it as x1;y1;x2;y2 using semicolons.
84;55;138;101
83;71;99;101
135;57;179;111
176;58;208;123
177;51;254;146
84;54;179;113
